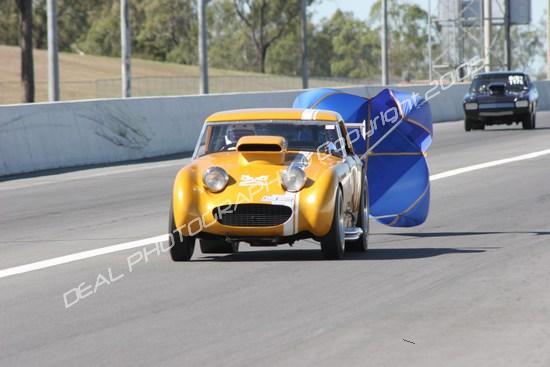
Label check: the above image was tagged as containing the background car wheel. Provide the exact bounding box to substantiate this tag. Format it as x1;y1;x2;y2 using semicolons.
200;239;239;254
464;118;473;131
321;188;345;260
346;175;369;252
522;113;535;130
168;202;195;261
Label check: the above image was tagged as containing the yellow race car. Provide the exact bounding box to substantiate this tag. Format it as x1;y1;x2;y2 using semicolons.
168;108;368;260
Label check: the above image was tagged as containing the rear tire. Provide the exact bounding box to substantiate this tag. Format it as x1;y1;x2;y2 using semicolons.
200;239;239;254
321;188;345;260
346;175;369;252
168;203;195;261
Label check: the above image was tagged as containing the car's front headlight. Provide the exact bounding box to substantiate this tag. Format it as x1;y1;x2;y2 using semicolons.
203;167;229;192
280;166;306;192
515;100;529;108
464;102;478;110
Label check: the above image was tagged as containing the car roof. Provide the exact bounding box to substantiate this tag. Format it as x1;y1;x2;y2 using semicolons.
474;71;528;78
205;108;342;123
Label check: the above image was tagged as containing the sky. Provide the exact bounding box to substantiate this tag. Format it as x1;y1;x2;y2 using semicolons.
312;0;424;21
312;0;546;23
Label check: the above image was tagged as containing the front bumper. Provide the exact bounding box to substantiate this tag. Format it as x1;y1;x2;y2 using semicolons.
172;172;338;239
464;103;530;124
198;230;316;246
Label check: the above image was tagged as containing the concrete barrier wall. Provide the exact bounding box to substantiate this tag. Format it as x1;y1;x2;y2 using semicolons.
0;81;547;177
0;89;299;177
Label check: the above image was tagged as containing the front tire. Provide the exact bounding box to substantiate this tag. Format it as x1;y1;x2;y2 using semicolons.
346;175;369;252
321;188;345;260
464;118;473;131
168;203;195;261
522;113;536;130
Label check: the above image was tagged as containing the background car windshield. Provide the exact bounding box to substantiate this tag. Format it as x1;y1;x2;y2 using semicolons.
197;122;341;156
470;74;528;93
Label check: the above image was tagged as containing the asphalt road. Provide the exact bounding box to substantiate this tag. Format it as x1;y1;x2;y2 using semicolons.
1;114;550;366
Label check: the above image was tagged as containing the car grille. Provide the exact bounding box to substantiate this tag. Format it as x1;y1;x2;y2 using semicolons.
214;204;292;227
478;102;515;110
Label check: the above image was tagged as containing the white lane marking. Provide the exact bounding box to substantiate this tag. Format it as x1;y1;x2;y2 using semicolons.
430;149;550;181
0;235;167;280
1;148;550;280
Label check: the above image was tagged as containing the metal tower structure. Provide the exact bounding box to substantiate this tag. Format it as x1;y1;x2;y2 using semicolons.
431;0;517;80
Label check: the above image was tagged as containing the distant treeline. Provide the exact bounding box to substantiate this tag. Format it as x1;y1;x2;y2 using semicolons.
0;0;544;80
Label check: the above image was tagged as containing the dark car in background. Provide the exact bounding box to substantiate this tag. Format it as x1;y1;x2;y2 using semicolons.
463;72;538;131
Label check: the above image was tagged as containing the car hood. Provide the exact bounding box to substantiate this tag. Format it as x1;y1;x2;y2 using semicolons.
190;150;342;189
469;91;527;103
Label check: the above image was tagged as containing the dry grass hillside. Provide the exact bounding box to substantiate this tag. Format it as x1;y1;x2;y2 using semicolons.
0;45;359;105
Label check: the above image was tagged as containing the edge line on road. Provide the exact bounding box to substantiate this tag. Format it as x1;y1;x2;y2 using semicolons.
0;235;167;280
430;149;550;181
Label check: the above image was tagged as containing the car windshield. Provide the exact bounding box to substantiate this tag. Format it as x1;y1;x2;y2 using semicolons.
194;121;343;157
470;74;528;93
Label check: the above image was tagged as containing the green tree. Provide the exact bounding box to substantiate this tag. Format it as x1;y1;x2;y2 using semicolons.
511;19;545;77
233;0;303;73
208;0;256;71
213;0;327;76
370;0;430;80
134;0;197;64
33;0;110;52
323;10;379;79
0;0;19;45
78;2;121;56
307;22;333;77
264;18;303;76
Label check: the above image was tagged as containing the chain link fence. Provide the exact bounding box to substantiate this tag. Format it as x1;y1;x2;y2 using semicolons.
95;75;370;98
1;75;378;105
0;80;97;105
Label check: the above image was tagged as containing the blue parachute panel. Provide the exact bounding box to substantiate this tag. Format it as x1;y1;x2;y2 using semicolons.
292;88;370;124
367;155;430;227
347;126;367;156
293;88;432;227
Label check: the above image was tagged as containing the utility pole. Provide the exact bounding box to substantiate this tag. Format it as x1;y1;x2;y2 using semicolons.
47;0;59;101
198;0;209;94
300;0;309;89
381;0;389;85
120;0;131;98
504;0;511;70
457;0;465;78
16;0;34;103
547;0;550;79
483;0;492;72
428;0;432;82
